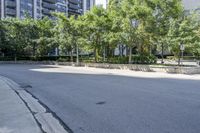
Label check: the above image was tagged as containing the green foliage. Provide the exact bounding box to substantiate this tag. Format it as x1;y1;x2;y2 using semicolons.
132;54;157;64
35;17;54;56
168;13;200;57
108;56;129;64
83;6;113;62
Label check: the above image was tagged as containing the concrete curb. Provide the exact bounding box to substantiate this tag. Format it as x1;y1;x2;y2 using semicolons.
0;76;42;133
0;76;71;133
0;61;200;74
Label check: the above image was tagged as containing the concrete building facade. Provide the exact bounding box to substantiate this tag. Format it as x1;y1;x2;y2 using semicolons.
83;0;95;13
0;0;94;19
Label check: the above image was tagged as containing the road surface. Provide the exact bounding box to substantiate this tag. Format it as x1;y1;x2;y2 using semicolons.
0;64;200;133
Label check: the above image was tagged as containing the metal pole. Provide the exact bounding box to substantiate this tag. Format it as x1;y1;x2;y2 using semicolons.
179;43;184;66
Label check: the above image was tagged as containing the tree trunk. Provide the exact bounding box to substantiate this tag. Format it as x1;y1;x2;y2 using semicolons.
107;45;110;62
161;43;164;64
178;49;181;66
70;48;73;63
122;45;124;57
14;48;17;62
14;53;17;63
33;43;36;56
94;47;98;63
129;47;132;64
76;43;79;66
103;46;106;62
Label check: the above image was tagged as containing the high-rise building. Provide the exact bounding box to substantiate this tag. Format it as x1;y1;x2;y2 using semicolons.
0;0;94;19
1;0;17;18
83;0;95;13
68;0;82;16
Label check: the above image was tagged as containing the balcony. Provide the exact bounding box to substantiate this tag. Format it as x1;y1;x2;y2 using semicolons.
5;8;16;16
43;0;56;4
68;8;81;14
42;8;52;15
68;0;79;4
42;2;56;10
69;3;79;10
5;0;16;8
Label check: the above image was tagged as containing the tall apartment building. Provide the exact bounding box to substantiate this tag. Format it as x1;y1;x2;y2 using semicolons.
0;0;93;19
83;0;95;12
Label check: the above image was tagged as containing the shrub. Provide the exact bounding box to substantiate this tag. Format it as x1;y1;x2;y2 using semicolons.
108;56;129;64
132;55;157;64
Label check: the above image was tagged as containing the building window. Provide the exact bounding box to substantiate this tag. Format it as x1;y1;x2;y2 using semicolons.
20;0;33;18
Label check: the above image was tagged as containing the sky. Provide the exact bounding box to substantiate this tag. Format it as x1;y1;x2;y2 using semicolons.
94;0;200;10
95;0;107;8
182;0;200;10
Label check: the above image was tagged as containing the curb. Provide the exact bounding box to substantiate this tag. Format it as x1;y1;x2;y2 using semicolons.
0;61;200;74
0;76;72;133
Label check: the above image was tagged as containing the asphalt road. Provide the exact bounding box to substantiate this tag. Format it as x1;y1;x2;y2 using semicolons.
0;64;200;133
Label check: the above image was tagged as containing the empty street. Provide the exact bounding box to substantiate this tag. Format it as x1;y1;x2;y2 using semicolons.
0;64;200;133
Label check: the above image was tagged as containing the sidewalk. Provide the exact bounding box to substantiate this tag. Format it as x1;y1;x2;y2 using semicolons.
31;65;200;80
0;77;41;133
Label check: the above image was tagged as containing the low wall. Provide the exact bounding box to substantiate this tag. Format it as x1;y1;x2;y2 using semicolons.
0;61;200;74
84;63;200;74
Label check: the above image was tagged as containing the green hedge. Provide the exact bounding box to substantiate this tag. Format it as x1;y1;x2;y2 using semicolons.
167;56;199;60
0;56;15;61
107;55;157;64
132;55;157;64
0;55;157;64
0;56;69;61
108;56;129;64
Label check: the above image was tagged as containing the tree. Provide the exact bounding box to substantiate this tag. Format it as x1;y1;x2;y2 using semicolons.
54;13;87;64
35;17;54;56
22;18;40;56
0;20;8;56
148;0;184;63
53;13;73;59
106;0;123;59
4;18;28;60
119;0;153;63
168;13;200;61
84;6;110;62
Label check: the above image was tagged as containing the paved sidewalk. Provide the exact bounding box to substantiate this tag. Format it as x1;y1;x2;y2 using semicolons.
31;65;200;80
0;77;41;133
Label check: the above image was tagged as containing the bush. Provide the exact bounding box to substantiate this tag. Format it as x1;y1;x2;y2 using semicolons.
80;57;95;63
57;57;71;62
0;56;15;61
182;56;196;60
132;55;157;64
108;56;129;64
0;55;157;64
